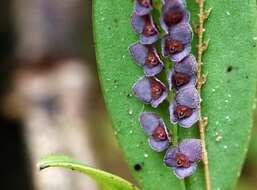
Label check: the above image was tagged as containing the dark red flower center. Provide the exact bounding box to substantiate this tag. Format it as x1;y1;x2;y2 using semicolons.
143;16;157;37
145;50;159;67
165;39;184;54
150;78;164;100
172;72;190;88
175;153;191;168
137;0;152;8
175;105;193;119
152;125;167;141
164;8;184;26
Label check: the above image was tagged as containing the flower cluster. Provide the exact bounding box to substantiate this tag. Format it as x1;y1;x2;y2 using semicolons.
130;0;167;106
161;0;200;128
129;0;202;179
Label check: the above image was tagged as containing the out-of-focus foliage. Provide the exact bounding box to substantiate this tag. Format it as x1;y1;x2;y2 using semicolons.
38;155;140;190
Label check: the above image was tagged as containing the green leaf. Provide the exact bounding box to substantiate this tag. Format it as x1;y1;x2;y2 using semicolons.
38;155;140;190
93;0;257;190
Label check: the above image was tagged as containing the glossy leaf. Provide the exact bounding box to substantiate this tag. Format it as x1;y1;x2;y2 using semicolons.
93;0;257;189
38;155;140;190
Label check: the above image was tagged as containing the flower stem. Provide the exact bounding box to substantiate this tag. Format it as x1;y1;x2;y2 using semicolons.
196;0;211;190
172;124;178;144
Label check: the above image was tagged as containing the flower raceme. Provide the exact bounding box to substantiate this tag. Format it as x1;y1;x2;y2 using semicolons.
130;0;201;179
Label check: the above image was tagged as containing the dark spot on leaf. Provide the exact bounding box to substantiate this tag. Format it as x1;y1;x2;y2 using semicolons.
113;17;119;23
134;163;142;171
227;66;233;72
253;44;256;48
108;26;111;30
245;75;249;79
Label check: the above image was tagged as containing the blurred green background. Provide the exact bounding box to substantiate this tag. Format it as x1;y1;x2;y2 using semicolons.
0;0;256;190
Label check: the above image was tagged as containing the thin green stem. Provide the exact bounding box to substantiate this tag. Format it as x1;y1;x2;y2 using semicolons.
172;124;178;144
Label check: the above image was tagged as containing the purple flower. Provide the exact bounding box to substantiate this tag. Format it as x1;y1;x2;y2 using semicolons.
169;85;200;128
164;139;202;179
168;55;197;90
140;112;171;152
133;76;168;108
160;0;189;33
134;0;153;16
129;42;164;76
131;13;159;44
161;23;192;62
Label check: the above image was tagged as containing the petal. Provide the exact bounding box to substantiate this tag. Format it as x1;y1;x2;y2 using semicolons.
178;108;199;128
135;1;152;16
168;69;197;90
160;11;190;34
133;76;152;103
181;9;190;22
170;43;191;62
139;112;160;135
151;90;168;107
129;42;148;66
161;34;170;57
149;137;169;152
169;23;192;44
175;85;200;108
140;32;159;45
173;162;197;179
160;15;169;34
131;12;144;33
144;47;164;76
164;146;179;167
150;78;168;108
143;64;163;76
179;138;202;162
160;0;189;33
174;54;197;74
169;101;179;124
162;0;186;6
132;14;159;44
